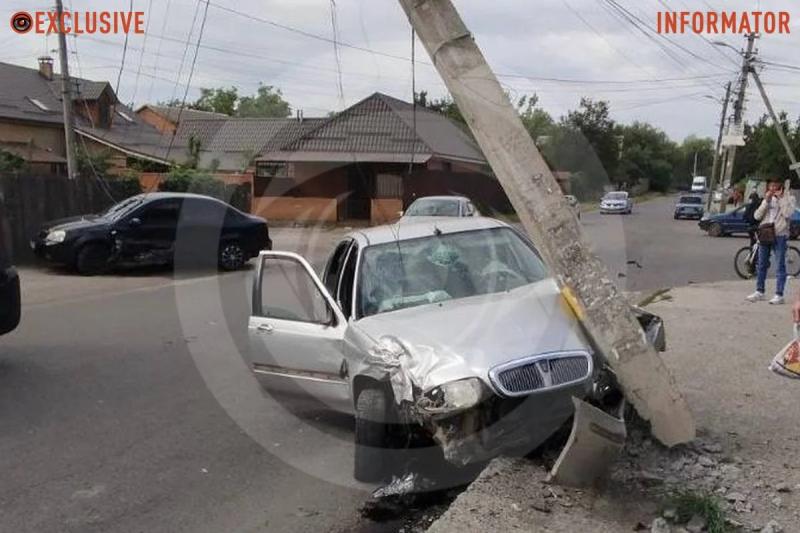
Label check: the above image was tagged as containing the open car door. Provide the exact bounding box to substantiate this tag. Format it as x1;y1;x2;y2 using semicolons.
248;251;352;413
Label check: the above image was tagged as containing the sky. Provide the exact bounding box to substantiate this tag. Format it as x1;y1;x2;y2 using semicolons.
1;0;798;142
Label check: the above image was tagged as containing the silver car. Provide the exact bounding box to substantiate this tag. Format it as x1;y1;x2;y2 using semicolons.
247;218;620;481
400;195;479;220
600;191;633;214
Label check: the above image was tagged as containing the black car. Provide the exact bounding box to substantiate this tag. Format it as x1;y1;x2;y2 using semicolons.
32;193;271;275
0;202;21;335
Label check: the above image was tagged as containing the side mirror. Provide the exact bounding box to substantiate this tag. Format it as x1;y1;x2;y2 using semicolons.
128;217;142;228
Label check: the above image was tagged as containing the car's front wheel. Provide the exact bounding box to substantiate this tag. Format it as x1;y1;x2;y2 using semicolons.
219;241;246;271
75;243;111;276
354;386;393;482
708;222;723;237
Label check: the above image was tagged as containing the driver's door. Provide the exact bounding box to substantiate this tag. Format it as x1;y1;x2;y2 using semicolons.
248;251;351;413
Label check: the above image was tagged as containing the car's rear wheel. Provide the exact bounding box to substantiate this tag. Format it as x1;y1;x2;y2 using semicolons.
219;241;246;271
708;222;723;237
354;386;392;482
75;243;111;276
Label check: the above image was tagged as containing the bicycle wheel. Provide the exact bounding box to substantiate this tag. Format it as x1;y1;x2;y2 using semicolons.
734;246;755;279
787;246;800;278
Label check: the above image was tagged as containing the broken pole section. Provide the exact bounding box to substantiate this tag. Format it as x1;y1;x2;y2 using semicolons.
397;0;694;446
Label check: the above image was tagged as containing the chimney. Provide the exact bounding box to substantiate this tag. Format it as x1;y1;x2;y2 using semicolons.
38;56;54;80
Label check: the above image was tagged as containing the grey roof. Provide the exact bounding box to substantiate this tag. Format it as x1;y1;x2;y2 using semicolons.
172;117;325;171
140;105;228;123
261;93;486;165
0;61;178;165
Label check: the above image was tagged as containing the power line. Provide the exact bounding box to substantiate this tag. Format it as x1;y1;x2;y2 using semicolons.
115;0;134;97
166;0;211;160
130;0;155;107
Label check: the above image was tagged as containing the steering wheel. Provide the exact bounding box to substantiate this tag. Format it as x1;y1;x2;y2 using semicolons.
480;261;527;291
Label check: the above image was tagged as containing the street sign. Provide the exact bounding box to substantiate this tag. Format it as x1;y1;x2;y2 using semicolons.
722;135;745;147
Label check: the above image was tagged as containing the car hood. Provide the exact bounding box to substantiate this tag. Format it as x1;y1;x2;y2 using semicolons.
352;278;589;393
40;215;110;234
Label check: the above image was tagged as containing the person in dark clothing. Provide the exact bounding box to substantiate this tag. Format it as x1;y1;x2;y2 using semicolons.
744;192;761;247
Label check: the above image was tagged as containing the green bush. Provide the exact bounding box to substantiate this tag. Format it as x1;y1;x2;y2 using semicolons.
158;167;250;211
106;177;142;199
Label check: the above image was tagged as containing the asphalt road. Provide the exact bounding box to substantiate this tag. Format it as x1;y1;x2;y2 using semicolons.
0;197;761;533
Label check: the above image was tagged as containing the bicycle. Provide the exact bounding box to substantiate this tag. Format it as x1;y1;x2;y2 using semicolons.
734;235;800;279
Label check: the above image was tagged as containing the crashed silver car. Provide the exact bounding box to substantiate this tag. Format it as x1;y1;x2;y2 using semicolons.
247;217;661;482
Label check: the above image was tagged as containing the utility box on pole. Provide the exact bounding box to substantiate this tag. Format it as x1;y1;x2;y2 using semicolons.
397;0;694;446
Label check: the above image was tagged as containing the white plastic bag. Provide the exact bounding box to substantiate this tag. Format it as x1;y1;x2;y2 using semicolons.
769;324;800;379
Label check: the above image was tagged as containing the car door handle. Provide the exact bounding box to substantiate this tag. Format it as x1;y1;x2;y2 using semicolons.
257;323;274;334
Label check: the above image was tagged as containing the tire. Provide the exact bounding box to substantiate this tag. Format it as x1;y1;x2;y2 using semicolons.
708;223;723;237
354;386;391;482
787;246;800;278
75;243;111;276
734;246;755;280
674;214;680;220
218;241;246;271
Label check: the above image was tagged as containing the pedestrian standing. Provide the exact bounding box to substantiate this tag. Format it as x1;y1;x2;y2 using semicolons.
747;180;796;304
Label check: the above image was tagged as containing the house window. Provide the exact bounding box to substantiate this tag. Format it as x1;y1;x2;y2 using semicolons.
28;98;50;111
255;162;292;179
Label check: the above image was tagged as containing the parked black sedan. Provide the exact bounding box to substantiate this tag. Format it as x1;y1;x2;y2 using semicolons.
32;193;271;275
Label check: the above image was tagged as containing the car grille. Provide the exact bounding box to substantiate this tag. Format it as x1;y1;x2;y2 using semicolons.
490;353;591;396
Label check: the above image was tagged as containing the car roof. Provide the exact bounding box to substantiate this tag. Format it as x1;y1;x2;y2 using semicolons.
132;192;225;203
604;191;628;196
348;217;511;246
410;195;467;203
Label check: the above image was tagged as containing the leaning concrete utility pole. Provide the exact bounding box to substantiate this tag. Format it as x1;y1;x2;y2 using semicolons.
750;68;800;182
719;33;757;207
707;82;731;212
55;0;78;179
397;0;694;446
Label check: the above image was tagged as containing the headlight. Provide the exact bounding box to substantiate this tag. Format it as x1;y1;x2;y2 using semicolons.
419;378;489;414
44;230;66;245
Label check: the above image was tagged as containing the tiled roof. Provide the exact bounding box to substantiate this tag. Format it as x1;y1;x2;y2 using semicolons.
262;93;486;165
142;105;228;124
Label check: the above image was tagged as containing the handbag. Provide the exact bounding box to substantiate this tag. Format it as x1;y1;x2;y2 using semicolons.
757;223;776;244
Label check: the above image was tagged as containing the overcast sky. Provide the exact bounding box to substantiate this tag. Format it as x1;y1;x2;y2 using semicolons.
2;0;798;141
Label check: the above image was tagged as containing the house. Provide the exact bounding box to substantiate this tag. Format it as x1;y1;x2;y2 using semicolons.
252;92;506;223
0;58;176;176
135;104;227;136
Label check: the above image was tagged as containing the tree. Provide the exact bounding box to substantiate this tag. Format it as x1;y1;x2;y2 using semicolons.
564;98;619;182
193;87;238;116
237;84;292;118
516;94;554;141
0;148;26;172
616;122;679;192
675;135;714;189
415;90;466;126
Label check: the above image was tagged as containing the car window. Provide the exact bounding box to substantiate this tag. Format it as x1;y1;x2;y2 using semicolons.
464;202;475;216
258;257;332;324
138;200;182;226
605;193;627;200
104;195;145;221
356;227;549;318
405;199;460;217
181;198;228;224
679;197;703;204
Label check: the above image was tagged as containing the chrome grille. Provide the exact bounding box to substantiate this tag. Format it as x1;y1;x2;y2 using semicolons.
549;356;590;386
491;352;592;397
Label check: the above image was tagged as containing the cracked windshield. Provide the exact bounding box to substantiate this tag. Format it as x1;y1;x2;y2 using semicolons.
2;1;799;532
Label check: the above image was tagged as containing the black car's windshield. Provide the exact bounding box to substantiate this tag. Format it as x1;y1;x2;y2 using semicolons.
405;199;460;217
356;227;548;318
102;195;146;221
679;196;703;204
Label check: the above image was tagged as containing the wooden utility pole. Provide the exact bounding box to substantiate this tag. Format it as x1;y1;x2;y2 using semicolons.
397;0;694;446
707;82;731;212
55;0;78;179
750;68;800;182
719;34;757;208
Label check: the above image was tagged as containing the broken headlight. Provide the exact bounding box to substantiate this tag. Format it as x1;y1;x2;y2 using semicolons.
419;378;489;414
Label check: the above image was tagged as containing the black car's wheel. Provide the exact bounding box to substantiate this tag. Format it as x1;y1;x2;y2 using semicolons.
674;213;680;220
354;386;392;482
75;243;111;276
708;222;723;237
219;242;246;271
